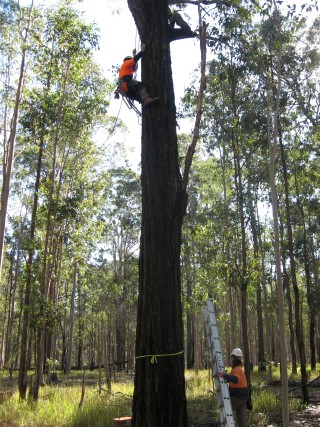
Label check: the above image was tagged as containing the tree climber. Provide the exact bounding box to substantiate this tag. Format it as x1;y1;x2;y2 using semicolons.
117;43;159;106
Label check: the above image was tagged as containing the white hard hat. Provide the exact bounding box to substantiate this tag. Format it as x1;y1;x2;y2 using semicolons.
231;348;243;358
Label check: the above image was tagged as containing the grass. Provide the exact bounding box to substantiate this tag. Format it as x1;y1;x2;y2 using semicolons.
0;365;318;426
0;371;133;427
186;370;217;426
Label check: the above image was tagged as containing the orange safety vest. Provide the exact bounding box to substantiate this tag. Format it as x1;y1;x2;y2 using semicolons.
119;58;136;92
229;366;248;389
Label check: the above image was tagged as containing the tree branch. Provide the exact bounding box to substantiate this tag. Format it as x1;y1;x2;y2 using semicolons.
169;28;197;42
182;10;207;189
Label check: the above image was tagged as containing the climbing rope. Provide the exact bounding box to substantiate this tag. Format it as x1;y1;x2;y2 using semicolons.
135;28;139;51
111;82;142;134
133;30;139;79
110;96;124;135
135;350;184;364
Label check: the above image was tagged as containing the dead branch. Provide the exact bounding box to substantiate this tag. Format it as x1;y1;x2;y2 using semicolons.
182;5;207;190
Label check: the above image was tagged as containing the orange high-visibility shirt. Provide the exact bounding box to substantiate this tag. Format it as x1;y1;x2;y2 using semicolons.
119;58;136;79
119;58;136;92
229;366;248;389
118;50;143;92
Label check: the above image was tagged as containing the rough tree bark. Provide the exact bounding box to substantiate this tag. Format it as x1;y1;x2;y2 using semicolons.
127;0;203;425
130;1;188;424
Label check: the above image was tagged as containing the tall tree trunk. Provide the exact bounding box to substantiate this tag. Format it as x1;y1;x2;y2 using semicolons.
65;262;77;374
185;242;194;369
77;283;84;370
32;123;59;400
129;2;204;424
115;305;126;371
5;243;20;367
248;182;265;370
256;206;272;365
194;314;201;373
268;105;289;426
98;322;102;395
130;2;187;425
50;235;63;365
266;21;289;422
219;146;234;357
279;215;297;374
104;322;112;392
298;206;317;370
18;132;45;399
309;227;319;369
296;187;316;371
279;130;308;403
232;122;251;404
0;1;34;276
0;266;11;368
186;303;194;370
228;287;236;355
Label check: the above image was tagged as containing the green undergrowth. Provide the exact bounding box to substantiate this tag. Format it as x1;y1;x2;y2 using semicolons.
0;365;318;426
0;372;133;427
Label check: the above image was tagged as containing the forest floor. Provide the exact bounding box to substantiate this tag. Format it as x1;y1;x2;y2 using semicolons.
0;371;320;426
192;403;320;426
256;404;320;427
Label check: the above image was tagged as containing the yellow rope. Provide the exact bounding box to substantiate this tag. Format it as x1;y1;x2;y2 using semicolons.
135;350;184;364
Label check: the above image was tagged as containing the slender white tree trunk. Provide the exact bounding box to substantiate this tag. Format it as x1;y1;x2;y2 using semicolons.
0;1;34;276
66;262;77;373
267;14;289;422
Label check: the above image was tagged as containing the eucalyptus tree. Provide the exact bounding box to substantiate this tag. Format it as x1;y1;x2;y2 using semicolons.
181;154;240;365
260;7;320;404
293;156;320;370
277;16;320;372
125;0;208;423
247;0;319;414
187;0;318;411
15;1;111;399
281;16;320;131
102;167;141;371
187;10;268;404
0;0;34;277
0;210;28;370
264;7;290;420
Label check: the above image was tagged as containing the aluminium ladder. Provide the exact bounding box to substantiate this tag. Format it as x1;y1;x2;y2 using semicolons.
204;298;235;427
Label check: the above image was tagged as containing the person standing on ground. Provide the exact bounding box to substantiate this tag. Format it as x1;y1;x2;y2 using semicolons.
217;348;248;427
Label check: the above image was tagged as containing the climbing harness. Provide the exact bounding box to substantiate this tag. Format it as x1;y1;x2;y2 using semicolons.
115;79;142;118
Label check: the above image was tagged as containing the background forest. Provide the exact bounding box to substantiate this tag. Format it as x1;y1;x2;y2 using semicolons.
0;0;319;416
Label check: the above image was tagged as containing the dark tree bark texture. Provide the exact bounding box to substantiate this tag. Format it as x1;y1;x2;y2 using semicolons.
128;0;188;425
